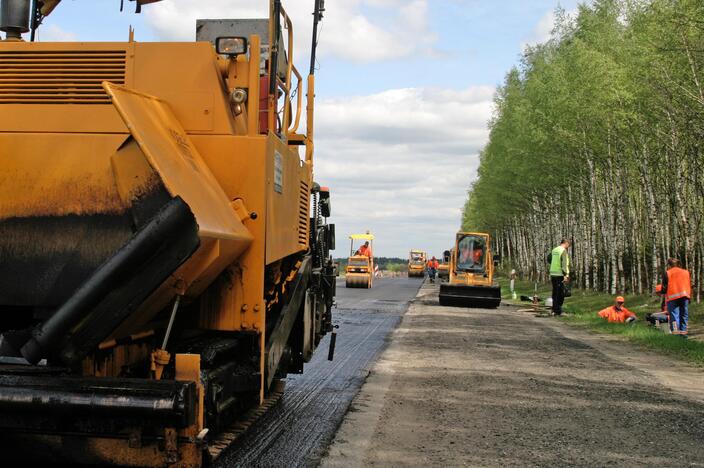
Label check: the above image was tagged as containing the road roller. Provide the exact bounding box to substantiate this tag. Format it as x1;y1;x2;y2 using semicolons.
407;249;426;278
439;232;501;308
0;0;335;466
345;233;374;288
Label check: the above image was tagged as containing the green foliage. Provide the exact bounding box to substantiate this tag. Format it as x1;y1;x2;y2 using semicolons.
467;0;704;298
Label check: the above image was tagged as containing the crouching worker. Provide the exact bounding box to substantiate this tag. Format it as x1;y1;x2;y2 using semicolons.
598;296;637;323
645;284;669;328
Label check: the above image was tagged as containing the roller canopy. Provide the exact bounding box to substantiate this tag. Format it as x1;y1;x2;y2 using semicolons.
349;233;374;241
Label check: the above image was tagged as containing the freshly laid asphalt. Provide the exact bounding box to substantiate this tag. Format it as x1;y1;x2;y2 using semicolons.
215;276;421;467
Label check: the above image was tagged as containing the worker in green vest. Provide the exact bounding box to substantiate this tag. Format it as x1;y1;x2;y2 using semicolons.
549;239;570;316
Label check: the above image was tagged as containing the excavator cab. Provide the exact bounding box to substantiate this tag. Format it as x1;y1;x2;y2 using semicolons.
439;232;501;308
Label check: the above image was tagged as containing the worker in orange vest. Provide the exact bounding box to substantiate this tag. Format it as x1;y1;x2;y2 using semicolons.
426;256;439;283
598;296;637;323
356;241;371;257
662;258;691;337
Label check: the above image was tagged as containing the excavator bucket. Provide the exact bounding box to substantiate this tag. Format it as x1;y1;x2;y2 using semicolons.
439;283;501;308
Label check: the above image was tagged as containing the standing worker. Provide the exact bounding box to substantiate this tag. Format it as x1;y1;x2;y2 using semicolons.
663;258;691;338
549;239;570;316
427;256;439;283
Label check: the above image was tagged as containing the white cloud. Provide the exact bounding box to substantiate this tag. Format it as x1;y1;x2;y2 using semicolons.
523;8;578;50
143;0;437;63
314;86;495;258
525;10;556;47
37;25;78;42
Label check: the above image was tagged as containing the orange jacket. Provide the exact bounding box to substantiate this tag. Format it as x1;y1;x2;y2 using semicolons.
598;305;636;323
666;267;691;302
427;259;439;269
358;245;371;257
472;249;483;263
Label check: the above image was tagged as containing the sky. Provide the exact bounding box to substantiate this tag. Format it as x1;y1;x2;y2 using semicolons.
34;0;581;259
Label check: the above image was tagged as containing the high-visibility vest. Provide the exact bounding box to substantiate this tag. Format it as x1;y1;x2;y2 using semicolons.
666;267;691;302
550;245;569;277
598;305;636;323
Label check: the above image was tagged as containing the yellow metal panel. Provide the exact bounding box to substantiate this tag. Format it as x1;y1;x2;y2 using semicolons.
104;82;251;245
0;133;128;220
189;135;268;333
132;42;234;135
265;136;311;265
0;105;127;133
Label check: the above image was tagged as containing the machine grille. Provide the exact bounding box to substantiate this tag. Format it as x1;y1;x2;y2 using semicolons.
298;180;310;247
0;50;126;104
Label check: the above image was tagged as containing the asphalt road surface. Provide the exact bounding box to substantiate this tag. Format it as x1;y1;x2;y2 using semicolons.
215;276;422;467
324;282;704;467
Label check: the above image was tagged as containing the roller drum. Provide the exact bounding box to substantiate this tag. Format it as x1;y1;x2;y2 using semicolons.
345;274;370;288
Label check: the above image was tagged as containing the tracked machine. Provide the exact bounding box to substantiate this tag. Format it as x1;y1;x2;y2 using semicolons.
439;232;501;308
407;249;426;278
0;0;336;466
345;233;374;288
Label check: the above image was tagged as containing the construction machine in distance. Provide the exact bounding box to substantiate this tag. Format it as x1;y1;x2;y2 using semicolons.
437;250;451;281
345;233;374;288
439;232;501;308
407;249;426;278
0;0;335;466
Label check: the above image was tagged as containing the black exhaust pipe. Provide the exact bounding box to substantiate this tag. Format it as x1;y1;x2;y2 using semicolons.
0;0;30;40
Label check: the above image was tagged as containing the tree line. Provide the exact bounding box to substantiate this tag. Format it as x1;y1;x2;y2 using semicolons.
462;0;704;300
335;257;408;271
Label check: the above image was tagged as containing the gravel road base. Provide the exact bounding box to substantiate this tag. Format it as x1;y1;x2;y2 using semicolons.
322;282;704;467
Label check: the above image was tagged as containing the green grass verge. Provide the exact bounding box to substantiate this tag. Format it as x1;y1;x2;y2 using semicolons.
497;277;704;366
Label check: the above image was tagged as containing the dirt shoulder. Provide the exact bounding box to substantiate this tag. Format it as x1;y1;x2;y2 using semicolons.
321;283;704;467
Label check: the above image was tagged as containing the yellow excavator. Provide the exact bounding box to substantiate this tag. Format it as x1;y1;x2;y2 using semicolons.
407;249;426;278
439;232;501;308
0;0;335;466
345;233;374;288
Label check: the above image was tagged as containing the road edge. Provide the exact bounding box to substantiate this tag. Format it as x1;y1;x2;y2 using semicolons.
320;282;433;467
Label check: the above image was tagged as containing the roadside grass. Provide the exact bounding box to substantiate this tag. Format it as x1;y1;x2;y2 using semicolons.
497;277;704;366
